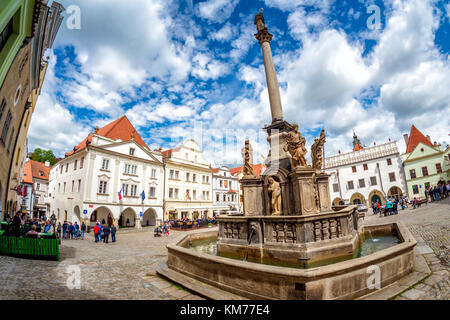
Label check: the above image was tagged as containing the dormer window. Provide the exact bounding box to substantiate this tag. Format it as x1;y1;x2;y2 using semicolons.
129;148;135;156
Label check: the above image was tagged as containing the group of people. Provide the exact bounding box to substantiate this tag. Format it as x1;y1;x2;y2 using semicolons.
93;221;117;243
371;197;410;216
10;212;53;237
425;182;450;202
57;221;86;240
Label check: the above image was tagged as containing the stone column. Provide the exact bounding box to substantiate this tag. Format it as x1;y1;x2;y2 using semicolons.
255;12;283;123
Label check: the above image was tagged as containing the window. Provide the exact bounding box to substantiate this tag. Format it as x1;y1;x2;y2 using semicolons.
124;164;131;174
129;148;135;156
370;176;377;186
6;126;14;153
99;181;107;194
186;172;190;181
102;159;109;170
389;172;396;182
436;163;442;173
63;182;66;193
175;170;179;179
65;163;68;172
72;180;74;192
424;182;430;189
216;193;220;202
0;17;13;53
174;188;179;199
151;169;156;178
132;165;137;175
60;165;63;174
347;181;354;190
58;183;60;192
363;164;368;171
78;180;81;192
387;158;392;166
352;166;356;173
80;157;84;169
220;180;223;188
130;185;137;197
169;188;174;199
74;160;77;170
358;179;365;188
192;174;196;182
149;186;156;198
186;189;190;200
122;184;129;196
223;194;226;202
36;183;40;191
333;183;339;193
34;196;39;204
169;170;174;179
410;169;416;179
192;190;196;200
412;185;419;194
0;99;5;123
0;111;12;145
421;167;428;177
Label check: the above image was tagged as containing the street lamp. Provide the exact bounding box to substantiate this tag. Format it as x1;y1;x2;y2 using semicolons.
50;214;57;234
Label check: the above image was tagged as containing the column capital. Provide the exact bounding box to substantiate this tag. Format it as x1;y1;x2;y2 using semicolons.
255;28;273;44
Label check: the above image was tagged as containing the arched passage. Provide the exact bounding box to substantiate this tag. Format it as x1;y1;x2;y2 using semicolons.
91;206;114;226
350;192;365;205
368;190;385;205
119;207;136;227
142;208;156;227
387;186;403;201
332;197;345;206
73;205;81;224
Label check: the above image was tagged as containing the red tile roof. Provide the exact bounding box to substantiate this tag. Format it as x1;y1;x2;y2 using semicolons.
65;116;150;157
23;160;51;183
230;163;266;177
405;125;434;153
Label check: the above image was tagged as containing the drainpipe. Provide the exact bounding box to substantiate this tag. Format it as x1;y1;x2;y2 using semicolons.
376;163;385;199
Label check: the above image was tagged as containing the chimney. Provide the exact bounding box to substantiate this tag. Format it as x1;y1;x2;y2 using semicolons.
44;161;50;167
403;134;409;146
426;135;431;142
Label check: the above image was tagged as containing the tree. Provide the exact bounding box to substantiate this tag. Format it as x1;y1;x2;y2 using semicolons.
31;148;56;165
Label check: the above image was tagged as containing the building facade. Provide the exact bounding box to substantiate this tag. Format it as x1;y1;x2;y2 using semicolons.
402;125;450;199
1;0;63;220
212;166;240;214
20;159;50;218
324;136;408;206
48;116;164;228
162;139;214;220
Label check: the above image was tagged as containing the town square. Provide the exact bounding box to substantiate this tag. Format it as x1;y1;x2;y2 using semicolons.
0;0;449;305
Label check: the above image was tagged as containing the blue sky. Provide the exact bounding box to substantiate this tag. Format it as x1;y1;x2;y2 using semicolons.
28;0;450;167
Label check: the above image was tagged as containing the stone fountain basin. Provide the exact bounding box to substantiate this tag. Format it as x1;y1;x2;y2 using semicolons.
164;222;416;300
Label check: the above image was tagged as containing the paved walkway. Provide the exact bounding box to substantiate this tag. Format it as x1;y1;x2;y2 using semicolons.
0;227;204;300
363;197;449;300
0;199;448;300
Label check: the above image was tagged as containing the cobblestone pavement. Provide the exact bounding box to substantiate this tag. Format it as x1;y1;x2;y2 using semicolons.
364;197;449;300
0;228;205;300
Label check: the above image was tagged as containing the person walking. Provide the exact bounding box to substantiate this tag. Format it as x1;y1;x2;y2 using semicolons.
111;224;117;243
57;222;62;240
68;222;74;239
12;212;22;237
73;222;79;240
103;224;110;243
93;223;100;243
80;222;86;240
62;221;68;239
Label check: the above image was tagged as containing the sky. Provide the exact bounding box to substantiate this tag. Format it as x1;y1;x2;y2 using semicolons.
28;0;450;168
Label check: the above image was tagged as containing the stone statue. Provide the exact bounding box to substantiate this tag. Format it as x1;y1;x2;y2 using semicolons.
268;177;282;215
243;139;255;177
311;129;326;173
283;124;307;168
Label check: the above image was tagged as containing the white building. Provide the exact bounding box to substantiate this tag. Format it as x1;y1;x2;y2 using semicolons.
48;116;164;228
212;166;240;214
20;159;50;218
324;135;408;206
162;139;214;220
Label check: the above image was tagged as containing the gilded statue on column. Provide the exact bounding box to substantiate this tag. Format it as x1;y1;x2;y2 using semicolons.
283;124;308;168
311;129;326;173
268;177;282;215
243;139;255;177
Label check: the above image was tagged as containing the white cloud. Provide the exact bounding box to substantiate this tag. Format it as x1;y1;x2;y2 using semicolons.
209;22;237;42
196;0;240;23
191;53;231;80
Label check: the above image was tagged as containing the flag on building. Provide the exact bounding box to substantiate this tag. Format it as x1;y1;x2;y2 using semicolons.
118;189;122;200
186;190;191;200
141;190;145;202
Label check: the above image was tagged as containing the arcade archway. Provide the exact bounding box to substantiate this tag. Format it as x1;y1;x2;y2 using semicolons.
91;206;114;226
387;186;403;201
368;190;385;205
119;207;136;227
332;197;345;206
73;205;81;224
142;208;157;227
350;192;365;205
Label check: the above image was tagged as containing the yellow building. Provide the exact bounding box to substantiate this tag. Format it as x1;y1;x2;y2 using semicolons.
402;125;450;199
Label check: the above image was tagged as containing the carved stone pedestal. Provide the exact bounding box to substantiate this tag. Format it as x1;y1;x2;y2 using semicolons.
242;177;265;216
290;167;318;215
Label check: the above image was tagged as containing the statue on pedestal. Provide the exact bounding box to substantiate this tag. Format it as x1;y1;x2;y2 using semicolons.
243;139;255;177
268;177;282;215
283;124;307;169
311;129;326;173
